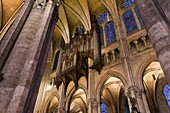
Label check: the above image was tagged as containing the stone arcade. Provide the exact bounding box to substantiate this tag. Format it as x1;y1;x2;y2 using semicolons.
0;0;170;113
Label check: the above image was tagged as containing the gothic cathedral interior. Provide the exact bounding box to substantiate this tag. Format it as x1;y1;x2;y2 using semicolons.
0;0;170;113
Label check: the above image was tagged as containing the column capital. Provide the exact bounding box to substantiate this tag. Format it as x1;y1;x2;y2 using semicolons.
127;86;144;98
87;98;98;108
58;107;66;113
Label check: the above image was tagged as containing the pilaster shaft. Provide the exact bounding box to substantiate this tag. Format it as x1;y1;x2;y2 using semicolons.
0;1;57;112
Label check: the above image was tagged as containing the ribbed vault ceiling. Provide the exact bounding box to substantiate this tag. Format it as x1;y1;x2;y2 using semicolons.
0;0;23;28
55;0;121;44
1;0;124;44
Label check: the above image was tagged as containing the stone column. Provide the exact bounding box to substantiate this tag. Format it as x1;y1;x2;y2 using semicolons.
0;0;35;81
127;86;148;113
153;0;170;23
102;24;107;47
133;40;139;51
56;49;63;74
92;19;101;63
58;84;66;113
0;0;58;113
141;37;147;48
135;0;170;84
88;58;98;113
141;90;150;113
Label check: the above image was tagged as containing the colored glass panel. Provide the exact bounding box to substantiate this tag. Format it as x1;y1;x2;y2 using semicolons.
105;21;116;45
134;7;144;26
99;26;104;47
101;103;108;113
98;12;107;23
123;0;134;8
163;84;170;108
123;10;138;34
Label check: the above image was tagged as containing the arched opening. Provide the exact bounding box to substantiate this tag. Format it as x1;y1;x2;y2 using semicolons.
46;96;59;113
69;88;87;113
100;76;129;113
142;61;170;113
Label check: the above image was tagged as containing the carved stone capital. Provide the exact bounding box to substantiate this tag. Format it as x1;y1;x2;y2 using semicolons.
127;86;143;99
87;98;98;108
58;107;66;113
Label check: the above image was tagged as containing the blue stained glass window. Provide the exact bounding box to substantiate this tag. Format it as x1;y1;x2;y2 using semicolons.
123;0;135;8
99;26;104;47
123;10;138;34
98;12;108;24
105;21;116;45
163;84;170;108
134;7;144;26
101;103;108;113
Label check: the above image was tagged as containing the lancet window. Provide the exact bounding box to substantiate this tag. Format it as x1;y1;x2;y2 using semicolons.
122;9;138;34
101;102;108;113
105;21;116;45
97;11;117;47
163;84;170;108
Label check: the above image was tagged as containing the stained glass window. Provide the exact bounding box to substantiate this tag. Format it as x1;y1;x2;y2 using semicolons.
101;103;108;113
163;84;170;108
52;51;60;71
123;10;138;34
105;21;116;45
123;0;135;8
99;26;104;47
134;7;144;27
98;12;108;24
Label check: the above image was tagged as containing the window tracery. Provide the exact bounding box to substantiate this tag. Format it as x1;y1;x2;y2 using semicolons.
122;10;138;34
123;0;135;8
163;84;170;108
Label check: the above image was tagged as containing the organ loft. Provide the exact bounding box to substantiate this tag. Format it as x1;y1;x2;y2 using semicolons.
0;0;170;113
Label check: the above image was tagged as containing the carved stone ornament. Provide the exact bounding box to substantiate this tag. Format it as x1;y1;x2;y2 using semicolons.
33;0;46;9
